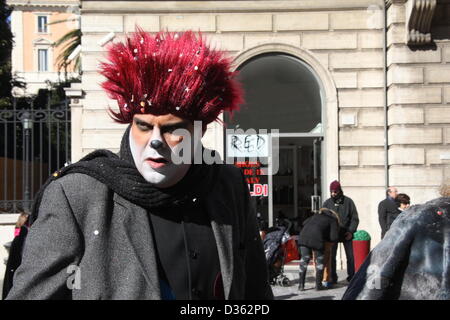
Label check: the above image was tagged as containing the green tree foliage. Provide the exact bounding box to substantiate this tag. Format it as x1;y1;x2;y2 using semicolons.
48;17;81;80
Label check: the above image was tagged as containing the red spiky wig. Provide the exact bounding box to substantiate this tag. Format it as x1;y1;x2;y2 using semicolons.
99;28;244;125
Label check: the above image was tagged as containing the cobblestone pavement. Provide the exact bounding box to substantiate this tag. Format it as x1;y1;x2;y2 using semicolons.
271;269;350;300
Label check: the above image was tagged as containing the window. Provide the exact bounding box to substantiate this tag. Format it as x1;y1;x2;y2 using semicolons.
38;49;48;71
225;53;323;133
37;16;48;33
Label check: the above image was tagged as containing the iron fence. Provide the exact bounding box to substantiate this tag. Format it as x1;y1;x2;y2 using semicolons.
0;95;71;213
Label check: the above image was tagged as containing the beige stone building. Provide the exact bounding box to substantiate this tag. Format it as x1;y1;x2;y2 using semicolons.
75;0;450;248
7;0;80;95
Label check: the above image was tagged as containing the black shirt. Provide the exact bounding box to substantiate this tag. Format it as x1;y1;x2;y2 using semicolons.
148;198;223;300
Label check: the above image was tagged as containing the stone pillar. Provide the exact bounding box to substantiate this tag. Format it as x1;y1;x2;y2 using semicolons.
386;0;450;203
10;10;24;73
64;83;84;162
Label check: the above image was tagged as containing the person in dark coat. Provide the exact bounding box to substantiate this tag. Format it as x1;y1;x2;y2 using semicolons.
396;193;411;213
5;30;273;300
378;186;400;239
2;212;29;299
297;208;339;291
322;180;359;283
342;195;450;300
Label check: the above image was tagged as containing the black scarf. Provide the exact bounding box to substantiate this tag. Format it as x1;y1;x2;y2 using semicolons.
30;125;219;223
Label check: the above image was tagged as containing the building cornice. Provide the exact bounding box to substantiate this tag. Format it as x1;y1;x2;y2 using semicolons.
32;38;54;45
385;0;407;8
405;0;437;45
7;0;79;4
80;0;385;14
7;0;79;9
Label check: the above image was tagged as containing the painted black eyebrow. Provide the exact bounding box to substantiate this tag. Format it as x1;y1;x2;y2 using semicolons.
160;120;190;131
134;118;152;127
134;118;190;130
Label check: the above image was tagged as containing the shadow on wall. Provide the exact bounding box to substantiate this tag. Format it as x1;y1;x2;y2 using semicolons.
407;1;449;51
431;1;450;41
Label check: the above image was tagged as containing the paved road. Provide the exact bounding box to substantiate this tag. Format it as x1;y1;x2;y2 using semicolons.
271;269;349;300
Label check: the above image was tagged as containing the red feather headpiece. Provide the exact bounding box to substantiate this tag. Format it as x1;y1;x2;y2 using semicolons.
99;28;244;124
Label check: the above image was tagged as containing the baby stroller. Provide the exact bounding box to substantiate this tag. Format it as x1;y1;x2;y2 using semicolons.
263;219;297;286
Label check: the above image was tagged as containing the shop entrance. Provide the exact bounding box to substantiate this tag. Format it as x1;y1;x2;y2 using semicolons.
269;136;322;234
229;135;323;235
224;52;324;235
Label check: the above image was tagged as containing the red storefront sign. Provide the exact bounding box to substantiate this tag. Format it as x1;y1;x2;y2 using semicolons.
235;161;268;197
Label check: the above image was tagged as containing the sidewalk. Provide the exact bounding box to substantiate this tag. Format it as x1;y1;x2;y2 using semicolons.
0;261;349;300
271;262;350;300
1;275;348;300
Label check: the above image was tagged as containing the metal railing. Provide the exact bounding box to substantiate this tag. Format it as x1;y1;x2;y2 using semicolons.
0;94;71;213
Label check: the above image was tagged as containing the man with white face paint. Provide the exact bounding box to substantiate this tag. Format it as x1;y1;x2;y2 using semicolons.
6;29;273;300
128;114;193;188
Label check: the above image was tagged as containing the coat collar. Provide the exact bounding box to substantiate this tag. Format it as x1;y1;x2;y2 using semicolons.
113;193;162;299
113;190;235;300
203;191;234;300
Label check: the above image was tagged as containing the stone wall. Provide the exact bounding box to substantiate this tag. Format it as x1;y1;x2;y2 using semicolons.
78;1;385;249
77;0;449;251
387;0;450;208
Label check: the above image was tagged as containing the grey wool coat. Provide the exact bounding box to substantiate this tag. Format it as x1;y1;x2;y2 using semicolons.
343;197;450;300
6;164;273;300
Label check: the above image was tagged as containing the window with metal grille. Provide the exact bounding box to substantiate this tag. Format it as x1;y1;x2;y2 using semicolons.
38;49;48;71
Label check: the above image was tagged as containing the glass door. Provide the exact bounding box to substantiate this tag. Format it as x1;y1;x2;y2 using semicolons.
267;136;322;235
225;133;322;236
271;146;297;224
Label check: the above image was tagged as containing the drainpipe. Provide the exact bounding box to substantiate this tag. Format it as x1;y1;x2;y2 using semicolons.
383;1;389;190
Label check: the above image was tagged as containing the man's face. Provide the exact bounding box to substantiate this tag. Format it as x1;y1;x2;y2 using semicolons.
331;190;339;198
388;187;399;199
129;113;202;188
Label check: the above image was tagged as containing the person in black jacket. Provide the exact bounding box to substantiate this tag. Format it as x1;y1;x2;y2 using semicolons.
2;212;29;299
396;193;410;213
297;208;339;291
5;30;273;300
378;186;400;239
322;180;359;283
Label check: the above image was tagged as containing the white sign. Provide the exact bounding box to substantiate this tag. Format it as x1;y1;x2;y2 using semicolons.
227;134;269;158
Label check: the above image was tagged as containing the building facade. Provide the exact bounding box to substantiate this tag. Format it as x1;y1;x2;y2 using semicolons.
7;0;80;95
76;0;450;249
